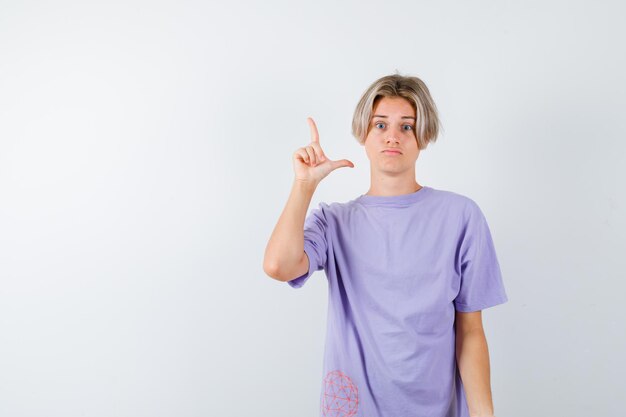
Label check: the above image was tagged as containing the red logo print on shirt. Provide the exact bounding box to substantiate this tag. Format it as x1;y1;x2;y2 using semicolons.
321;370;359;417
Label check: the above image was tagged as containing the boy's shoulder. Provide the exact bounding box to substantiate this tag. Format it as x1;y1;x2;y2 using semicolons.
430;187;479;208
310;199;354;215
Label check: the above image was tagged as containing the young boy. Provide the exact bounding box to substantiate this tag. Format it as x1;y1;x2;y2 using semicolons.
263;73;508;417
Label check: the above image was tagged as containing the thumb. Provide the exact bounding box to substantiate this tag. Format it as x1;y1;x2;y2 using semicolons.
331;159;355;170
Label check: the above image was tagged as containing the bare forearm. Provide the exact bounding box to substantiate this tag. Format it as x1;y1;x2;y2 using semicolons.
456;329;495;417
263;179;318;278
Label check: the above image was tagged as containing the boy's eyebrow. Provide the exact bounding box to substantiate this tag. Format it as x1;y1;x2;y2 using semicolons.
372;115;416;120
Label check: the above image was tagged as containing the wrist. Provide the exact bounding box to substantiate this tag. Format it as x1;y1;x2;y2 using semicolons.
293;178;319;191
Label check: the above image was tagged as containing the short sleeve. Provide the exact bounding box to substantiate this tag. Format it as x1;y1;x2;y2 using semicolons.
453;200;508;312
287;204;329;289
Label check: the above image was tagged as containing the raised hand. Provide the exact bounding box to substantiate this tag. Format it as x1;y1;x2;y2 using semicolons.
293;117;354;184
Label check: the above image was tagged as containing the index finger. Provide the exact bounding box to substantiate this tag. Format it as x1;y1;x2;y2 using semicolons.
307;117;320;143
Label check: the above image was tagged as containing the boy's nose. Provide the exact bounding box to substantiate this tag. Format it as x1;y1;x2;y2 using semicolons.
386;126;404;143
386;135;399;144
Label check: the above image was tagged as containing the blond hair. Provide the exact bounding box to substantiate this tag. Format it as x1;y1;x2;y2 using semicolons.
351;72;441;150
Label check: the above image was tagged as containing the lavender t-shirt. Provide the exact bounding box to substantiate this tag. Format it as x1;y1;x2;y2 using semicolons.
287;185;508;417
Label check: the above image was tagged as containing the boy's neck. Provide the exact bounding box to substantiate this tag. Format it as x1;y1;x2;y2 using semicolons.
365;180;423;197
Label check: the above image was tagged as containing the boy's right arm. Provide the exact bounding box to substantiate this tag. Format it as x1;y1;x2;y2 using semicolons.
263;179;318;282
262;116;354;282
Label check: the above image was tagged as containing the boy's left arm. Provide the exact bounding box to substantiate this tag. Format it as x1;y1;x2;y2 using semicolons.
455;310;496;417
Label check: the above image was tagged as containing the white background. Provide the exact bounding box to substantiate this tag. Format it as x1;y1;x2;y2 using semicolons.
1;0;625;416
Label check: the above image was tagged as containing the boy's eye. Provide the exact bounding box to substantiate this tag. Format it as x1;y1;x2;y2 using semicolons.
373;122;414;132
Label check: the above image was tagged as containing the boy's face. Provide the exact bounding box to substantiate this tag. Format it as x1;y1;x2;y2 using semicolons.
363;96;421;176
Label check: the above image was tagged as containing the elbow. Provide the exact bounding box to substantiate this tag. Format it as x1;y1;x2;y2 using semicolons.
264;251;305;282
263;258;284;281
